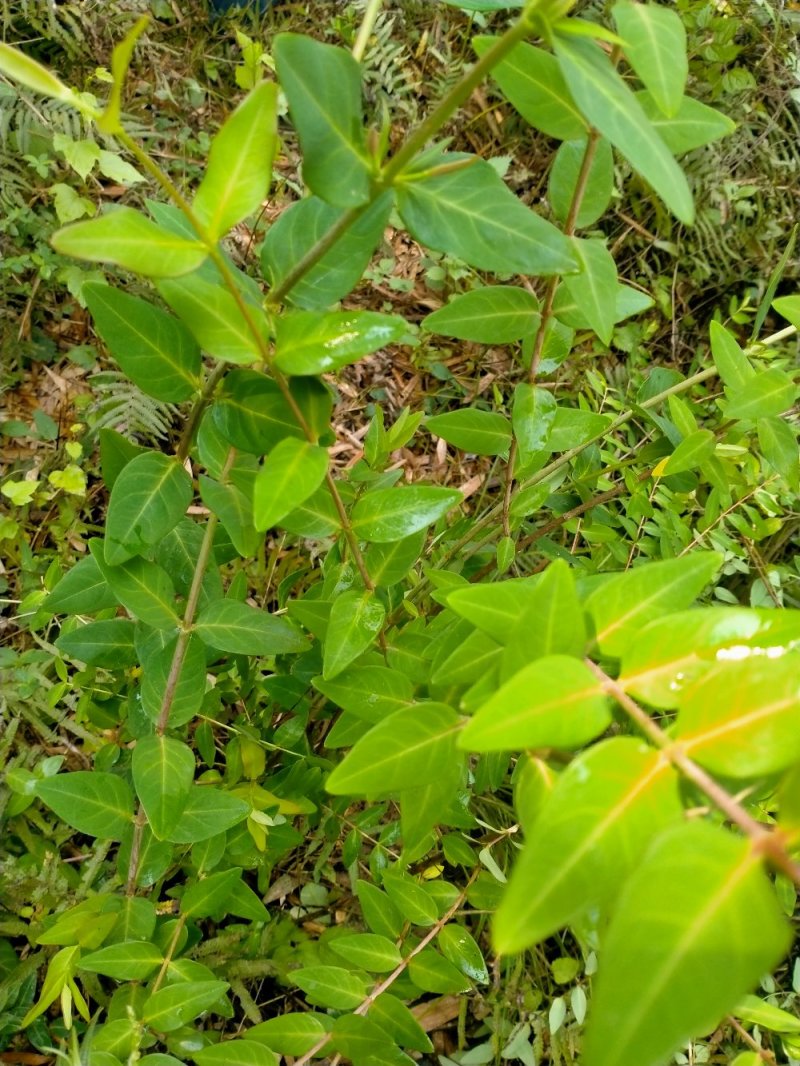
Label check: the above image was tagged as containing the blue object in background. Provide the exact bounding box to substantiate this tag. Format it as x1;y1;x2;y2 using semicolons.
209;0;272;12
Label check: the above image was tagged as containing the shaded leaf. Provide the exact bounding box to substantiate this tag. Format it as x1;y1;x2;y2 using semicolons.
105;452;192;566
132;736;195;840
37;772;133;840
423;286;540;343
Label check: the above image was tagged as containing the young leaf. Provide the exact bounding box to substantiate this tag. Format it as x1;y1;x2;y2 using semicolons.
322;590;386;680
193;81;278;240
582;822;791;1066
36;772;134;840
142;980;230;1033
553;34;693;223
613;1;687;117
52;207;208;277
291;967;368;1010
561;238;618;345
422;287;540;343
351;486;462;543
181;868;241;918
274;310;407;375
105;452;192;566
158;274;268;365
273;34;371;208
132;736;195;840
55;619;137;669
655;429;716;477
330;933;402;973
397;155;576;276
426;409;512;457
473;37;587;140
80;941;164;981
194;600;308;656
493;739;681;953
327;703;462;796
636;91;735;154
548;137;614;229
709;321;755;389
586;552;722;658
163;786;250;844
141;634;208;727
84;283;201;402
262;193;393;310
460;656;609;752
253;439;329;531
0;42;83;107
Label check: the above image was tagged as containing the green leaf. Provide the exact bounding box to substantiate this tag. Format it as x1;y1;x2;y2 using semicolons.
675;655;800;778
553;34;693;223
733;994;800;1035
368;994;433;1053
758;416;799;491
494;739;681;953
105;452;192;566
80;941;164;981
0;42;83;107
422;286;540;343
248;1013;332;1056
92;548;180;631
447;578;536;642
561;238;618;345
773;294;800;329
586;553;722;658
132;736;195;841
582;821;791;1066
56;619;137;668
181;868;241;918
199;476;260;558
426;409;512;457
141;634;208;727
356;881;404;939
351;486;462;543
313;664;414;722
397;155;576;276
724;368;798;420
291;966;368;1010
549;136;614;229
327;703;461;796
273;34;371;208
163;786;250;844
52;207;207;277
613;1;687;116
84;283;201;402
253;439;329;532
474;37;587;141
193;81;278;240
365;530;426;588
262;193;393;310
331;1015;409;1066
36;772;133;840
511;384;557;472
548;407;612;452
158;274;267;365
438;926;489;983
46;554;118;615
21;945;80;1027
460;656;609;752
323;590;386;680
330;933;402;973
274;310;407;375
212;370;331;453
195;1041;277;1066
637;91;735;154
194;600;308;656
408;949;471;994
381;870;439;927
501;560;587;679
142;980;229;1033
655;428;716;477
709;321;755;389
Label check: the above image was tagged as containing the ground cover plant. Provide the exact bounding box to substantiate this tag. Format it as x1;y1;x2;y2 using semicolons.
1;2;800;1066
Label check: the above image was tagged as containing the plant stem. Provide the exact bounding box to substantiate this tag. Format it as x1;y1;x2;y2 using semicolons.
177;361;228;463
352;0;383;63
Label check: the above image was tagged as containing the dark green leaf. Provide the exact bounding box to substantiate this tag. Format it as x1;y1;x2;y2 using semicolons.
46;554;117;615
141;634;207;728
291;966;368;1010
105;452;192;566
248;1013;332;1056
548;137;614;229
56;619;137;668
163;786;250;844
132;736;195;840
195;600;308;656
330;933;402;973
36;772;133;840
142;980;229;1033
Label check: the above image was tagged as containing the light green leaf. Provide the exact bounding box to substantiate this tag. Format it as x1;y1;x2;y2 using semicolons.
613;1;687;116
274;310;407;375
582;821;791;1066
548;407;613;452
773;294;800;329
194;81;278;240
105;452;192;566
132;736;195;840
181;868;241;918
323;590;386;680
262;193;392;310
422;286;540;343
195;1041;277;1066
291;966;368;1010
253;439;329;532
46;554;118;615
586;552;722;658
356;881;404;939
733;994;800;1035
36;772;133;840
365;530;426;588
83;283;201;402
561;238;618;345
381;870;439;927
163;786;250;844
709;321;755;389
351;486;462;543
553;34;693;223
56;619;137;668
158;274;267;365
21;945;80;1027
248;1013;332;1056
512;384;557;473
494;739;681;953
141;634;208;728
327;703;462;796
758;416;799;491
52;207;207;277
313;664;414;722
0;42;83;107
330;933;402;973
637;91;735;154
724;368;798;420
397;155;576;276
426;409;512;457
501;559;587;679
549;136;614;229
474;37;587;140
655;429;716;477
195;599;308;656
80;941;164;981
460;656;609;752
273;34;371;208
446;577;536;642
143;980;229;1033
98;16;148;134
